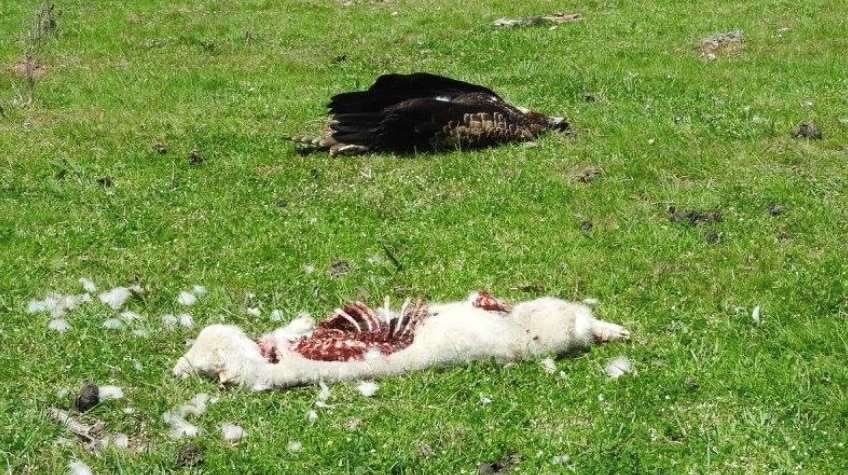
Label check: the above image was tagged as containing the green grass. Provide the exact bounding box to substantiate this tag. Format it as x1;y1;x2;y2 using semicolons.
2;0;847;473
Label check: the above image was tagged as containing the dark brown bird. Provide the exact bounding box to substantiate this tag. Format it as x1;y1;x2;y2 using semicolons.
286;72;569;155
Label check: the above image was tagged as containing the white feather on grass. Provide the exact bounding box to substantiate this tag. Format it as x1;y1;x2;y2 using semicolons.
163;411;199;439
317;381;331;402
306;410;319;422
752;305;761;324
540;357;557;374
99;385;124;400
287;440;303;453
102;318;123;330
67;459;93;475
221;423;245;444
604;356;633;379
79;278;97;293
110;433;130;449
192;285;207;296
98;287;133;310
269;309;284;322
356;381;379;397
178;313;194;329
162;314;178;329
29;292;89;318
178;291;197;306
48;318;71;333
247;307;261;317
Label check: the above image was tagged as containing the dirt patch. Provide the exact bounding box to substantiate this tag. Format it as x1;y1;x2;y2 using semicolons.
792;123;822;140
699;30;743;58
667;206;722;226
10;56;47;80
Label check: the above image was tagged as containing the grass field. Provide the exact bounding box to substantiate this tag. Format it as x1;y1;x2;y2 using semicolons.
2;0;847;473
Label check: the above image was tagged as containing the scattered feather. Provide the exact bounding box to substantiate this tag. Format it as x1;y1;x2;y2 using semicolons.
314;401;335;410
49;318;71;333
99;385;124;400
540;358;557;374
131;359;144;371
304;264;315;274
28;292;88;318
179;393;215;417
177;291;197;306
68;459;94;475
356;381;379;397
99;287;133;310
479;396;492;405
163;411;199;439
79;278;97;293
604;356;633;379
191;285;207;296
247;307;261;317
131;329;149;338
306;410;319;422
221;423;245;444
102;318;123;330
269;309;284;321
287;440;303;453
752;305;761;324
317;381;331;402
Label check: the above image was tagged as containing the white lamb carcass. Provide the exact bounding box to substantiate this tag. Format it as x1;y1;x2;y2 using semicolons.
173;291;629;390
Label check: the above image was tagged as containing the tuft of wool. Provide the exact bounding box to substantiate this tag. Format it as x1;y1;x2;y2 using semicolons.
110;433;130;449
317;381;331;402
192;285;207;296
604;356;632;379
269;309;284;321
247;307;261;317
178;291;197;306
162;314;178;329
49;318;71;333
179;393;215;417
131;329;149;338
99;287;133;310
102;318;123;330
306;410;319;422
540;357;557;374
79;278;97;293
29;292;88;318
479;396;492;405
356;381;379;397
287;440;303;453
99;385;124;400
68;459;94;475
178;313;194;329
120;311;143;322
221;423;245;443
163;411;199;439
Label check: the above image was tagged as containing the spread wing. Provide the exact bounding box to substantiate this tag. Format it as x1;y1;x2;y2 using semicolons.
328;72;501;115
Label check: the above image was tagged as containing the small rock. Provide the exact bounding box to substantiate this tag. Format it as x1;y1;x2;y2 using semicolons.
96;176;113;188
581;92;597;102
580;220;593;232
74;381;99;412
277;199;288;208
175;443;204;468
152;142;168;154
791;123;822;140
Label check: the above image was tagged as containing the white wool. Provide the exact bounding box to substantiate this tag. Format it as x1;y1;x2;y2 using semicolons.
314;401;335;410
178;313;194;329
540;357;557;374
163;411;199;439
99;385;124;400
120;311;143;322
287;440;303;453
122;407;136;415
67;459;93;475
179;393;214;417
132;359;144;371
221;423;245;443
581;297;599;306
247;307;261;317
269;309;284;322
29;292;88;318
304;264;315;274
131;329;149;338
356;381;379;397
317;381;331;402
604;356;632;379
110;433;130;449
102;318;123;330
178;291;197;306
306;410;319;422
79;277;97;293
49;318;71;333
162;314;178;329
174;296;631;390
752;305;761;324
99;287;133;310
479;396;492;405
192;285;207;296
56;387;71;398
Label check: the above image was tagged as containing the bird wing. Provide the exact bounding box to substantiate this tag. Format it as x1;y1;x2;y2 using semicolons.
328;73;501;115
330;97;538;152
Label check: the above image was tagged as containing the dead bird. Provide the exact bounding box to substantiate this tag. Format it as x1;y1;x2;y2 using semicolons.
286;72;569;155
